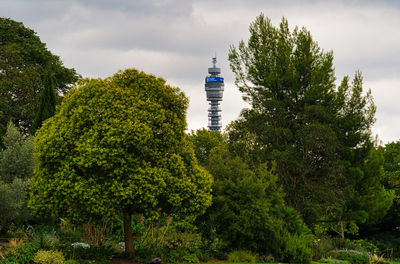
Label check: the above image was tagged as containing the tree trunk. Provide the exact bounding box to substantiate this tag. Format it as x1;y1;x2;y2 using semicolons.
340;220;345;239
123;212;134;255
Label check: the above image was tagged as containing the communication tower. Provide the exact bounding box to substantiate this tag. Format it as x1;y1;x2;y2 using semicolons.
205;57;224;131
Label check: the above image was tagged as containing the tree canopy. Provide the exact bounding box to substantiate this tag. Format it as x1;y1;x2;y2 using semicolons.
0;122;33;231
0;17;79;137
190;129;313;263
228;14;393;235
29;69;213;254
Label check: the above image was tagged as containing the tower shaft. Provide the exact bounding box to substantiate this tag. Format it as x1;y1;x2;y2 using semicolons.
205;57;224;130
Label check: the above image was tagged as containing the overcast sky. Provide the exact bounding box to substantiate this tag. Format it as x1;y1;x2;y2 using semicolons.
2;0;400;143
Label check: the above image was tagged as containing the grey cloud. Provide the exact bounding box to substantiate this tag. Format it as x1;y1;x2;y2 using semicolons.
2;0;400;142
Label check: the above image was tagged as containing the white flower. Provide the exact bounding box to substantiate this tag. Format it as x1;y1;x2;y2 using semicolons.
71;242;90;248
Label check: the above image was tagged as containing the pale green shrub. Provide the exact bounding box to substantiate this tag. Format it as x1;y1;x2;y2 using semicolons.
320;258;350;264
33;249;65;264
227;249;257;263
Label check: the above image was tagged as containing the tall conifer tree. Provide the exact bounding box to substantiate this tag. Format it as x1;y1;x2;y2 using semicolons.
34;65;56;129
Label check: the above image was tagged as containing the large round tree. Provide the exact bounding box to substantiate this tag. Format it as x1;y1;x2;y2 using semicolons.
29;69;213;254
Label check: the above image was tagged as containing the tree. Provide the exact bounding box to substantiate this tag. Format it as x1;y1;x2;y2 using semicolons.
34;65;57;130
356;141;400;247
29;69;213;255
0;18;79;137
190;132;313;263
228;14;393;233
188;128;224;166
0;122;34;231
0;121;34;183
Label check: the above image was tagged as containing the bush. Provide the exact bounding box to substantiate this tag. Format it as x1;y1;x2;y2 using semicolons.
132;229;206;264
313;236;378;260
26;225;60;249
335;249;369;264
3;242;38;264
370;253;390;264
227;250;258;263
33;250;65;264
0;179;31;232
57;242;113;262
134;246;200;264
320;258;350;264
280;232;313;264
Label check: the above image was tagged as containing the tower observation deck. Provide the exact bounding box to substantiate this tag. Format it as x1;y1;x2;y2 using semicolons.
205;57;224;131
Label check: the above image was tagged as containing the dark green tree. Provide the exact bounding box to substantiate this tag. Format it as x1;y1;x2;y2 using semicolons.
357;141;400;248
0;17;79;137
228;14;393;234
0;121;34;183
190;129;313;263
188;128;224;166
34;65;57;130
29;69;212;255
0;122;34;231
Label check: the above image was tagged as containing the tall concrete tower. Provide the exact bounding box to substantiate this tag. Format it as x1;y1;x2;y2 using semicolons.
205;57;224;131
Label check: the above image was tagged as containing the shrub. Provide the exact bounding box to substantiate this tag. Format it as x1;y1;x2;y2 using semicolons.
335;249;369;264
0;179;31;233
3;242;38;264
133;229;207;264
370;253;390;264
134;246;200;264
313;236;379;260
57;242;113;262
313;236;336;260
33;250;65;264
280;232;313;264
227;250;258;263
64;261;78;264
26;225;60;249
320;258;350;264
257;254;275;263
353;239;378;253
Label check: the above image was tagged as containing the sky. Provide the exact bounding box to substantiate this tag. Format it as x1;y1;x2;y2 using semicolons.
1;0;400;143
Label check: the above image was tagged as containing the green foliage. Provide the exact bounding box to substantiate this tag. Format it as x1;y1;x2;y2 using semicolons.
57;243;113;262
133;228;204;264
367;232;400;251
0;18;79;137
335;250;370;264
0;179;30;231
0;122;33;231
320;258;350;264
188;128;224;166
195;136;313;262
0;122;34;183
227;250;258;263
202;143;283;253
313;236;378;260
134;246;201;264
34;65;57;130
360;141;400;249
29;69;212;254
26;225;60;250
228;13;393;233
280;231;313;263
2;243;38;264
33;250;65;264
